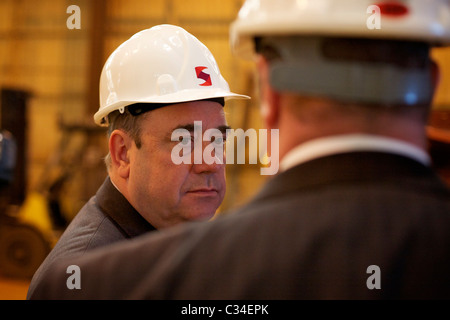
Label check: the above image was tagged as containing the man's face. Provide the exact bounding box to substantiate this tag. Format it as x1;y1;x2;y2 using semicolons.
127;100;227;229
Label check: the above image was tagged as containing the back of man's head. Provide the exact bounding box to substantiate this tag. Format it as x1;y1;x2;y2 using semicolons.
256;36;434;119
230;0;450;149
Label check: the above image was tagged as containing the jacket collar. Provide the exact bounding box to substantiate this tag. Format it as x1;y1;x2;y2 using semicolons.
96;177;156;237
252;151;444;203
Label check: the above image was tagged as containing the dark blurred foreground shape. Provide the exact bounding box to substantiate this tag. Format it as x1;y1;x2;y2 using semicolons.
428;109;450;185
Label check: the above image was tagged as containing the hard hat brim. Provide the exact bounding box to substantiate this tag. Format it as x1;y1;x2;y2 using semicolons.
94;90;250;126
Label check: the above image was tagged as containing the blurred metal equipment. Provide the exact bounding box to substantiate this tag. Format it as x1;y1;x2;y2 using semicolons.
1;89;28;206
0;218;51;279
0;130;16;188
0;88;52;278
35;118;107;226
0;129;51;278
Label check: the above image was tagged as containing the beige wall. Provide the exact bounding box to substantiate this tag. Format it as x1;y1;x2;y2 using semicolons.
0;0;449;221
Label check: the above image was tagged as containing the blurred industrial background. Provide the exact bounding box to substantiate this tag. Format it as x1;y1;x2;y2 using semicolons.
0;0;449;299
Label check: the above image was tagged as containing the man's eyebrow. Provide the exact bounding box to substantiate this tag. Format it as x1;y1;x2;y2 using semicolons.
217;125;232;134
172;124;231;133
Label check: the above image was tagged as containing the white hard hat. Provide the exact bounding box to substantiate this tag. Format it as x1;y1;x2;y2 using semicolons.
230;0;450;59
95;24;250;126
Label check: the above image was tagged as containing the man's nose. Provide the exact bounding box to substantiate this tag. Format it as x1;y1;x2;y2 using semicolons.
191;141;225;173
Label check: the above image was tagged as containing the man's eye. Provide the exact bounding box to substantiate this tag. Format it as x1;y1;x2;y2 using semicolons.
212;136;226;145
179;136;192;145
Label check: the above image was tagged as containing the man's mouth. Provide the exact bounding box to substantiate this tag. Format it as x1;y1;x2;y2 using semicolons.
187;188;219;196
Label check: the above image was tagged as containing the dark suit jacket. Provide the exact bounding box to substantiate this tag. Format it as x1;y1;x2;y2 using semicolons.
29;152;450;299
26;177;155;299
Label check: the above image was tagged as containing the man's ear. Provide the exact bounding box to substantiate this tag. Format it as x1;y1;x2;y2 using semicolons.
109;130;132;179
256;55;280;130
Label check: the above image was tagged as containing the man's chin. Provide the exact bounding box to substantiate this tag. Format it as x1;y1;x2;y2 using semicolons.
188;210;217;222
182;194;223;222
184;204;220;222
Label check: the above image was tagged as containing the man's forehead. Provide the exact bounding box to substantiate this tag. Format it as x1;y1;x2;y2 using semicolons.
138;101;227;135
146;100;225;120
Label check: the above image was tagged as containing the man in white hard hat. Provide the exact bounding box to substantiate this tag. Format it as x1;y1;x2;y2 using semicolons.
30;0;450;300
26;24;248;298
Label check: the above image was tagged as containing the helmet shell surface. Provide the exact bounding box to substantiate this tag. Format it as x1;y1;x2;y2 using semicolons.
96;24;249;126
230;0;450;59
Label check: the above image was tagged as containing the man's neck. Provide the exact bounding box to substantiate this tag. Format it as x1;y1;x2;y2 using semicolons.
280;133;431;172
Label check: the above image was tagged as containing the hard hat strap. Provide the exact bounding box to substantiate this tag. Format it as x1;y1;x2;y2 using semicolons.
259;36;433;106
128;97;225;116
270;60;433;106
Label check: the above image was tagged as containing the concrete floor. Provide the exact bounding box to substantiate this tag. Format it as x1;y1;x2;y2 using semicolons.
0;275;30;300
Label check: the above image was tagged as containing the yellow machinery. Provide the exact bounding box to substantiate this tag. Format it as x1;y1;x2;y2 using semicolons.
0;198;53;279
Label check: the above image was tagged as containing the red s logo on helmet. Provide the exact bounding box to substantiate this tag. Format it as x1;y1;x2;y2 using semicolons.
195;66;212;86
